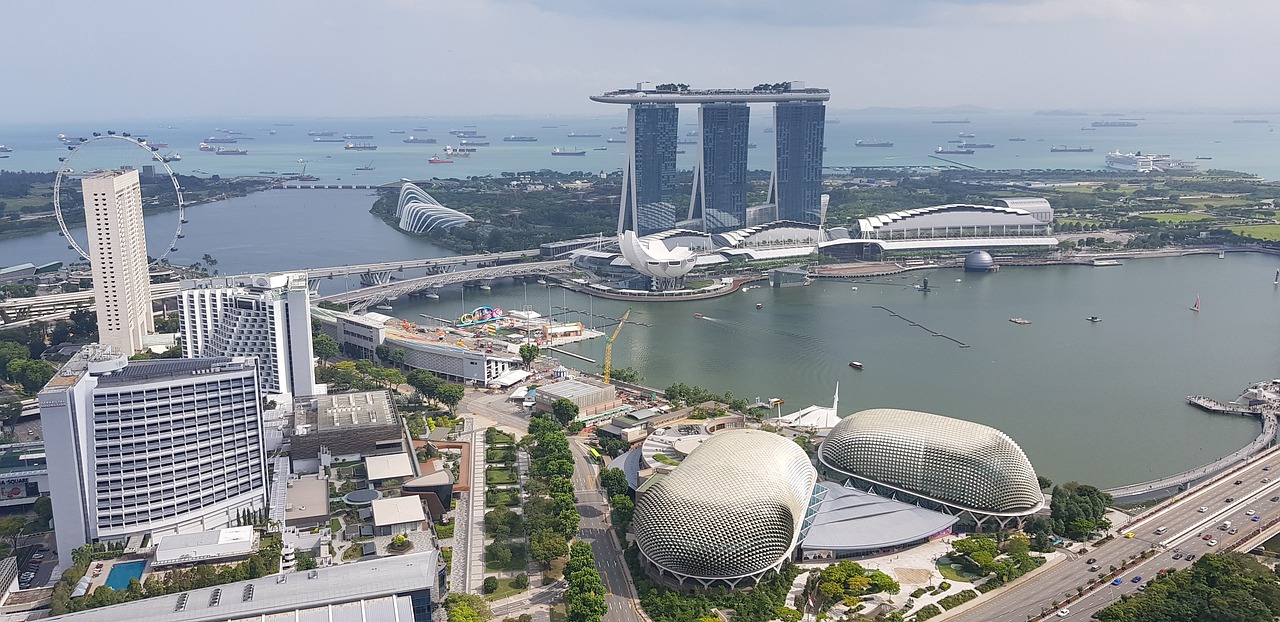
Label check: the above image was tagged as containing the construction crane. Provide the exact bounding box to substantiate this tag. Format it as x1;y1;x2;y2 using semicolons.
602;307;632;384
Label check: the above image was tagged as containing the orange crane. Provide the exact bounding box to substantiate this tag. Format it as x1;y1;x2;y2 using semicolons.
602;307;632;384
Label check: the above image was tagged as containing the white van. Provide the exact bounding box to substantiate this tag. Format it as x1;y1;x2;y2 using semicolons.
1221;521;1232;530
1154;526;1167;535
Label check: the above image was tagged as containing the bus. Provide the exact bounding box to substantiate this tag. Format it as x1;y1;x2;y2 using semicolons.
587;447;602;464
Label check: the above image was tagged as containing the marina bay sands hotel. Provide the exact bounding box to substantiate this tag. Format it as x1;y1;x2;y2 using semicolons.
591;82;829;235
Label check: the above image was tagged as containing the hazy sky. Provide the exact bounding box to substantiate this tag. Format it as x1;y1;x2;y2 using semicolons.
7;0;1277;121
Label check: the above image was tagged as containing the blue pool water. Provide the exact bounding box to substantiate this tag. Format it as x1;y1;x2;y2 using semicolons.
104;560;146;591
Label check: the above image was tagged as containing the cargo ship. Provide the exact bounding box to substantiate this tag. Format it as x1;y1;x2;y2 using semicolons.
1233;119;1270;124
1091;121;1138;127
959;142;995;148
458;139;489;147
551;147;587;156
215;147;248;155
1050;145;1094;152
566;132;601;138
932;119;970;124
0;145;12;153
935;146;975;155
343;134;374;140
503;136;538;142
198;142;215;152
307;131;336;137
389;130;406;134
204;136;237;143
428;155;453;164
313;137;346;143
958;132;975;138
855;140;894;147
344;143;378;151
403;136;437;144
606;138;626;143
145;141;169;148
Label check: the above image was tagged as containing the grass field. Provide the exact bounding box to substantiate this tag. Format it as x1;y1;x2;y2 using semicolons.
486;447;515;463
1056;217;1102;226
1134;212;1216;223
485;575;530;600
486;467;517;485
1179;197;1254;209
485;490;520;507
1228;225;1280;241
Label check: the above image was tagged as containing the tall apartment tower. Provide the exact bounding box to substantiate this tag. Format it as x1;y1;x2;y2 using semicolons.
772;100;827;224
179;272;317;396
690;102;750;232
617;103;680;236
83;170;154;353
38;345;266;564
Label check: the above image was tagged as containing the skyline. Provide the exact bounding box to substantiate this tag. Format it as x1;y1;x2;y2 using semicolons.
5;0;1279;123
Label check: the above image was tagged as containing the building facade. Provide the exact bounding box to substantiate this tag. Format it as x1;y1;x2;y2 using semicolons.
179;273;317;396
619;103;680;236
83;170;153;353
772;101;827;224
38;345;267;564
692;102;750;232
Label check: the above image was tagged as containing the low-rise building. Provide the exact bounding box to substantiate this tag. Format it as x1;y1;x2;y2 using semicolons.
371;496;427;536
289;391;406;473
152;526;260;568
283;475;330;529
365;453;416;486
534;379;621;417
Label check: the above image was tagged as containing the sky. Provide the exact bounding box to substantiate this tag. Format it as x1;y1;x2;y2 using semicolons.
5;0;1278;122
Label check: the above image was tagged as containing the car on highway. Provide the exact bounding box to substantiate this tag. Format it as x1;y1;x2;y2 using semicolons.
1247;509;1256;515
1208;539;1218;546
1085;557;1097;564
1198;506;1209;512
1202;534;1214;540
1236;480;1243;485
1264;478;1271;483
1172;552;1183;560
1226;498;1235;502
1056;609;1070;617
1130;575;1142;583
1265;466;1271;471
1229;528;1239;535
1253;516;1262;522
1271;496;1279;502
1137;584;1147;591
1124;532;1135;538
1089;565;1101;572
1111;578;1124;586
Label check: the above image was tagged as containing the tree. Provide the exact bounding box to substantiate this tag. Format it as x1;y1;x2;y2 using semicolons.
485;542;513;567
8;358;55;393
0;515;24;549
436;383;465;412
0;341;30;374
528;529;569;567
445;594;492;621
610;495;635;531
296;554;318;571
512;573;529;589
312;334;339;362
519;344;539;366
0;399;22;427
482;576;498;594
407;369;443;398
551;398;579;426
599;467;629;498
33;495;52;528
1037;475;1054;491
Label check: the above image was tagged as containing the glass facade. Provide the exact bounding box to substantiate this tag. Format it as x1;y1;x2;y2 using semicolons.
631;103;680;236
773;101;826;224
694;102;750;233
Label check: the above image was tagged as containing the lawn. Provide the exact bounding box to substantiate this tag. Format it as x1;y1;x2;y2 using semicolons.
1056;217;1102;226
937;557;978;582
435;522;455;538
485;545;527;571
485;575;530;600
1229;225;1280;241
486;467;517;485
486;448;515;463
1134;212;1215;224
486;490;520;507
329;518;341;533
488;430;515;445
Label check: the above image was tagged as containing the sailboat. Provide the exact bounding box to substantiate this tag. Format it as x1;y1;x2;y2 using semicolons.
1190;295;1201;312
1274;270;1278;285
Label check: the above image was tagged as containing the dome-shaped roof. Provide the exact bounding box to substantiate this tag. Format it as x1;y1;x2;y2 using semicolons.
963;250;996;271
633;429;816;581
818;409;1042;515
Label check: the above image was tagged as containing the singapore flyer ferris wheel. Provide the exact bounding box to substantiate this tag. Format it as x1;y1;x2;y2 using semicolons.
53;132;187;265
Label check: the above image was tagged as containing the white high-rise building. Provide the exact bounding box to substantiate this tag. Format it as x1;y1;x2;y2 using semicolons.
82;169;154;353
179;272;317;396
38;345;267;564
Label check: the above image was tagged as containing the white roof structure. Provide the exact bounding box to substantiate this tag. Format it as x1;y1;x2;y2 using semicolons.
395;183;473;234
633;429;816;589
371;496;426;528
153;526;259;567
617;230;697;279
818;408;1044;525
364;453;415;481
774;385;842;431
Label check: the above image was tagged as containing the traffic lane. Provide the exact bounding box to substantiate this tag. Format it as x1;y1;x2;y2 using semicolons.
12;418;41;441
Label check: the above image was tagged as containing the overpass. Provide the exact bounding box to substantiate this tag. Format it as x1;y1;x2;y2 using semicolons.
318;259;575;313
0;250;542;324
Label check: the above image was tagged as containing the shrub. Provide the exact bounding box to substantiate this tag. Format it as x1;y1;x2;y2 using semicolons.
910;588;927;599
513;573;529;589
937;589;979;610
482;576;498;594
914;604;942;620
937;581;951;592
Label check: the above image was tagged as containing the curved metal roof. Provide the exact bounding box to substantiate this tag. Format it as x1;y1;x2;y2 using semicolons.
818;408;1044;516
395;183;473;234
633;429;816;582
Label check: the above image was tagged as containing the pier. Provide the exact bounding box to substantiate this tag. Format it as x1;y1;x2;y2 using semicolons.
872;305;970;348
545;347;595;363
1187;395;1263;416
551;305;653;327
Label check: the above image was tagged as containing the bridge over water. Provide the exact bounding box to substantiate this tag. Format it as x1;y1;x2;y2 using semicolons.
318;259;575;313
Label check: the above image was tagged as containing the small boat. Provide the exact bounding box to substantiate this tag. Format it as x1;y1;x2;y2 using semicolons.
850;286;858;291
693;313;703;319
849;361;864;370
1009;317;1031;325
1190;295;1201;313
374;304;393;311
1274;270;1278;285
429;155;453;164
1087;316;1102;323
755;303;763;310
479;284;492;291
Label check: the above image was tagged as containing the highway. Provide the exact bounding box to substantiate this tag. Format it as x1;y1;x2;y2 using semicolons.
943;446;1280;621
318;259;573;312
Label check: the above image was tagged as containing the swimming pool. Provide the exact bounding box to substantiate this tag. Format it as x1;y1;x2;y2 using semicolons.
104;560;146;591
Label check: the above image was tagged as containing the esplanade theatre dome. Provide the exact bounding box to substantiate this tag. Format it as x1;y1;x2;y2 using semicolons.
818;409;1043;521
632;429;816;589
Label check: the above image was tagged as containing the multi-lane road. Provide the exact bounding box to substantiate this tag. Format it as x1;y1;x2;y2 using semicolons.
945;447;1280;621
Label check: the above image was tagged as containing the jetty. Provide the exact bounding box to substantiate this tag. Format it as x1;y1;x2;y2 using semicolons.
872;305;970;348
1187;395;1263;417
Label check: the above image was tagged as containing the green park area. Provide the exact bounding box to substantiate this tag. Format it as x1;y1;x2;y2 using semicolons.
486;467;517;485
1228;225;1280;241
1134;212;1216;224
